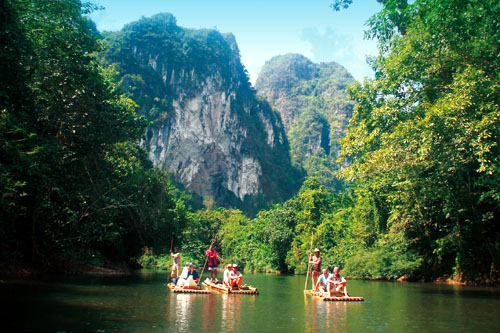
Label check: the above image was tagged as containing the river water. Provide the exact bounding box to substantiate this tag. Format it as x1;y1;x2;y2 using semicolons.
2;271;500;332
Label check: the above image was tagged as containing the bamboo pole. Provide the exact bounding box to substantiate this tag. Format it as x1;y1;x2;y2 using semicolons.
304;233;314;293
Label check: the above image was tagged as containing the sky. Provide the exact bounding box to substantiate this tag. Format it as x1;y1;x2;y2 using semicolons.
89;0;382;85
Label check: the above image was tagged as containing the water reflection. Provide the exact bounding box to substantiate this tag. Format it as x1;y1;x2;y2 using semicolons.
167;290;249;332
221;294;242;331
168;292;201;331
303;294;318;332
304;294;349;331
3;272;500;332
202;295;217;332
326;302;348;331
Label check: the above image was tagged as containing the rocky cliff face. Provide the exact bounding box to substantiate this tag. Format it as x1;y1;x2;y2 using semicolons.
102;13;301;214
255;54;355;191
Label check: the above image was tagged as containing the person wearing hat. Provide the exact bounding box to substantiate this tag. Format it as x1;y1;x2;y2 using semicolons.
181;263;200;289
223;264;232;287
170;247;181;285
308;248;322;289
175;262;191;286
228;264;243;291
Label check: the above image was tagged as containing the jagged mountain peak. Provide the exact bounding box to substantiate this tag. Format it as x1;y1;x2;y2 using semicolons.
256;53;316;83
101;14;302;215
255;54;355;191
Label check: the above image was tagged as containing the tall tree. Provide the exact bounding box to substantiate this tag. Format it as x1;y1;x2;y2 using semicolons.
1;0;185;269
337;0;500;281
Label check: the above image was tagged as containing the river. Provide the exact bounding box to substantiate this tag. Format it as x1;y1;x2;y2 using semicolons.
2;271;500;332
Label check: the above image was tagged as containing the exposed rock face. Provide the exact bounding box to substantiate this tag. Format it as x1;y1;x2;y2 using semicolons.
255;54;317;132
102;13;301;214
255;54;355;191
255;54;355;164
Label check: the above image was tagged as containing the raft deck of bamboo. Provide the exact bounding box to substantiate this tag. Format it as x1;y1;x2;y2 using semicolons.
305;290;364;302
202;279;259;295
167;283;211;294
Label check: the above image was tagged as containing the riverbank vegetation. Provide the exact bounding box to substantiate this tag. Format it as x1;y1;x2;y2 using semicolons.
1;0;499;284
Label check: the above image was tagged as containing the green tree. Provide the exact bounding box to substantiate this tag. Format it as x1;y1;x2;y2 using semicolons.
337;0;500;282
251;204;295;272
1;0;188;270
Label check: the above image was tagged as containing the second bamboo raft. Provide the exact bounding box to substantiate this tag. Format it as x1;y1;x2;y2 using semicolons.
305;290;364;302
202;279;259;295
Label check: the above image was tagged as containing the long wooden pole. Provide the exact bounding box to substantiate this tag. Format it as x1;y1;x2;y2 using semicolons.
304;232;314;292
199;237;216;284
169;235;174;272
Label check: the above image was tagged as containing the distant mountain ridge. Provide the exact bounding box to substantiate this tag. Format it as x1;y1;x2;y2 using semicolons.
101;13;302;215
255;54;355;190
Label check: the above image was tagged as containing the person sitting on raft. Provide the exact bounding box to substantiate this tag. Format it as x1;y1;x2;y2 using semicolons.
175;262;190;286
178;263;200;289
228;264;243;291
223;264;232;287
327;266;348;297
314;268;331;295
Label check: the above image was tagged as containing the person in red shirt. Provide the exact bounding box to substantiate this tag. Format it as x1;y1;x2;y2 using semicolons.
229;264;243;291
205;245;218;281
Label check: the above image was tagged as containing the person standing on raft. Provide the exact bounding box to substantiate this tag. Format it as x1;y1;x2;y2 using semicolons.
170;247;181;285
308;248;322;289
205;245;218;282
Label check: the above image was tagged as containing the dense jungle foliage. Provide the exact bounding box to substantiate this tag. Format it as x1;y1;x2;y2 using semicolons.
330;0;500;282
0;0;189;271
2;0;499;284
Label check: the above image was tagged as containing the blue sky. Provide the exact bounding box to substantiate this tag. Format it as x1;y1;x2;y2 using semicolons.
89;0;381;84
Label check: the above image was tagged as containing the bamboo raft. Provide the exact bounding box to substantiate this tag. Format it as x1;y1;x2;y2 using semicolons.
202;279;259;295
167;283;211;294
305;290;364;302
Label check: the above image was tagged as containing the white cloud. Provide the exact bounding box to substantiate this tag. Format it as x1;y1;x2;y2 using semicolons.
300;26;377;81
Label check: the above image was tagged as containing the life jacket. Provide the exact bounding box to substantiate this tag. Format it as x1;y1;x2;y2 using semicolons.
207;250;217;266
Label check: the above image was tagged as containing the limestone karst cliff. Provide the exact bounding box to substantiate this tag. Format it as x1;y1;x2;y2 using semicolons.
101;13;302;215
255;54;355;191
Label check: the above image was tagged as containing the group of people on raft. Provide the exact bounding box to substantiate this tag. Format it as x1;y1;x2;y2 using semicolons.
169;245;347;296
169;245;244;290
308;248;349;297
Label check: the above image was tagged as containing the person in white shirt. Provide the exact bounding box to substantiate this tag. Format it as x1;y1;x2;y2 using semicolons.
327;266;348;297
223;264;232;286
175;262;190;286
